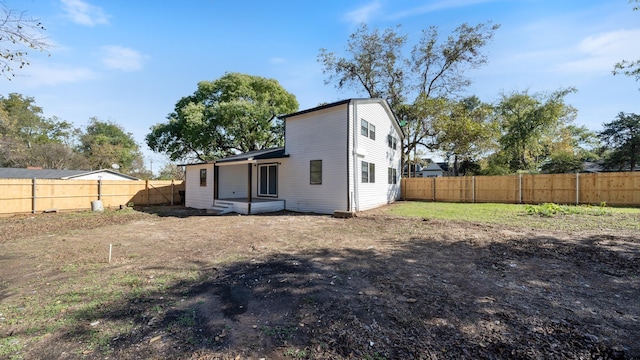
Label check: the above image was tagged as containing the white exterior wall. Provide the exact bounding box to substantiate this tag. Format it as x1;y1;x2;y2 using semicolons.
184;163;214;209
352;101;403;211
218;164;248;198
281;105;349;214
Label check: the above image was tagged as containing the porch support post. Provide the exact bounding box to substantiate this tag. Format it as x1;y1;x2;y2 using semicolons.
214;165;219;200
247;163;252;215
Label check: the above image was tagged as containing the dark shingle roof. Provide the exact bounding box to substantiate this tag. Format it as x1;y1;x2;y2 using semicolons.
216;147;288;163
0;168;139;180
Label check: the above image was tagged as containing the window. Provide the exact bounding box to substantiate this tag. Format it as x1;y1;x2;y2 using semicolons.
361;161;375;183
258;164;277;196
310;160;322;185
387;135;397;150
360;119;375;140
361;119;369;136
200;169;207;187
388;167;397;184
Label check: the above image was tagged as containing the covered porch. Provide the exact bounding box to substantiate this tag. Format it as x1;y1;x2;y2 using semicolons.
209;147;288;215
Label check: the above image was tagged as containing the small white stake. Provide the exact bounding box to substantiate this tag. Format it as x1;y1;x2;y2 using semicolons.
109;244;112;263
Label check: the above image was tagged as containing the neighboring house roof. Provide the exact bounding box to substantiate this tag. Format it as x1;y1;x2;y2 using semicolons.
0;168;139;180
281;98;405;138
422;163;444;172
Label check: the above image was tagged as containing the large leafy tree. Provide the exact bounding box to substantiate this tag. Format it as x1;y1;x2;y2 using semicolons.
0;93;86;169
432;96;498;176
490;88;578;173
78;118;143;173
318;22;500;162
599;112;640;171
147;72;299;162
1;3;50;79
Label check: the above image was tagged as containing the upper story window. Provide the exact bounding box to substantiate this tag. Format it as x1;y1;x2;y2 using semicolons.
387;135;397;150
200;169;207;187
360;119;375;140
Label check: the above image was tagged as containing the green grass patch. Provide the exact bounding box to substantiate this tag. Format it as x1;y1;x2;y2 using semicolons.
389;201;640;230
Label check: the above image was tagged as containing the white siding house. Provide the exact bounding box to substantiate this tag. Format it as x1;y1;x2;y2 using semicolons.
183;98;403;215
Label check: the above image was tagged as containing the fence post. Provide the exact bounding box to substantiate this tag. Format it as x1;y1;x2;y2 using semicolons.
98;179;102;201
432;177;436;202
576;173;579;205
472;176;476;203
145;179;150;206
32;177;37;214
171;180;174;206
518;174;523;204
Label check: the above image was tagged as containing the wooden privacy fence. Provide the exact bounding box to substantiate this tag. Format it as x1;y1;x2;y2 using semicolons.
0;179;185;215
401;172;640;206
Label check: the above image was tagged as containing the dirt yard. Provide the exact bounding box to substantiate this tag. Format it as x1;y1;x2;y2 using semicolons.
0;204;638;359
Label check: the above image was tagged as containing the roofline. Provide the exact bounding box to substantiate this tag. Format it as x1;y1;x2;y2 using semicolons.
280;98;405;138
61;169;140;180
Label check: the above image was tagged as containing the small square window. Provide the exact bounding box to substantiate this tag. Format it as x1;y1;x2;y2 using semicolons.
200;169;207;187
310;160;322;184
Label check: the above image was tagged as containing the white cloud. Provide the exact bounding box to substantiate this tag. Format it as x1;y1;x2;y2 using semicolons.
388;0;498;20
101;46;147;72
555;28;640;73
60;0;109;26
12;63;98;87
343;1;382;24
269;57;287;64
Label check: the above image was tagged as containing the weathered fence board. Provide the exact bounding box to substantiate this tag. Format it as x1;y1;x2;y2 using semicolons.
0;179;185;215
401;172;640;206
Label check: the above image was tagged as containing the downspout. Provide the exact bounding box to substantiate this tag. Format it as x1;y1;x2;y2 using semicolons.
247;163;252;214
352;100;359;212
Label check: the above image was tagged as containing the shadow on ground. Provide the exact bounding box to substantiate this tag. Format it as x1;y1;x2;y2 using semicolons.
25;232;640;359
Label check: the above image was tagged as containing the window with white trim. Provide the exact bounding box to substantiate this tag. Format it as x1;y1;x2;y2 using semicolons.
361;119;375;140
361;161;375;183
258;164;277;196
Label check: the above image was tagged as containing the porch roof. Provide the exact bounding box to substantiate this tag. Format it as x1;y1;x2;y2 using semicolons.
215;147;288;164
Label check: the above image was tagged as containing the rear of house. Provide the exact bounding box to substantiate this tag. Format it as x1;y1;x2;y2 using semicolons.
183;98;403;215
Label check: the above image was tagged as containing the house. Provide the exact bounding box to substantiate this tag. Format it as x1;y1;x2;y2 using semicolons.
420;163;444;178
184;98;404;215
0;167;140;180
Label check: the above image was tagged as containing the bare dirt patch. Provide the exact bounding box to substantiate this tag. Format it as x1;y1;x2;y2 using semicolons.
0;205;638;359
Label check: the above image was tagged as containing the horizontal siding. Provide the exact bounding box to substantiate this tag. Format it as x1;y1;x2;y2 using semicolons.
185;164;214;209
282;105;349;214
218;164;248;199
354;101;402;211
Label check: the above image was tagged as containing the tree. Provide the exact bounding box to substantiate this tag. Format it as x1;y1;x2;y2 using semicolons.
156;163;185;180
78;118;144;173
432;96;498;176
147;72;299;162
0;93;85;169
599;112;640;171
613;1;640;83
1;3;50;79
318;22;500;162
491;88;578;173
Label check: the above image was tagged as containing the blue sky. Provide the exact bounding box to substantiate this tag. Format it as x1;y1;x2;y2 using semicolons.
4;0;640;171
